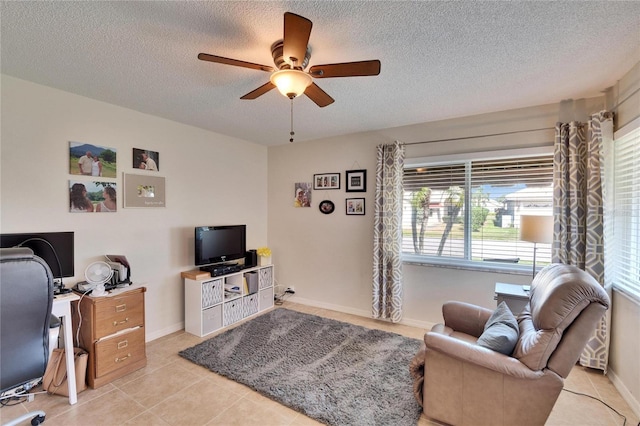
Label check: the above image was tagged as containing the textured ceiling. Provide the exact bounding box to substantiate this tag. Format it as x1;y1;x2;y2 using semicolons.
1;1;639;146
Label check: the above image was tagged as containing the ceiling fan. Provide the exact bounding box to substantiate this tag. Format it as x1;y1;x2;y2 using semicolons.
198;12;381;108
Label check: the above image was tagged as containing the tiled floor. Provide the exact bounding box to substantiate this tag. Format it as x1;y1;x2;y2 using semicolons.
1;302;637;426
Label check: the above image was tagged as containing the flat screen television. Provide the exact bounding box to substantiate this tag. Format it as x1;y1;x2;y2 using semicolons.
0;231;75;279
195;225;246;266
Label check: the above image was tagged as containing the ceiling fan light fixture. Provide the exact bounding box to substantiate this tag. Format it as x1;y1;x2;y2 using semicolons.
270;69;312;98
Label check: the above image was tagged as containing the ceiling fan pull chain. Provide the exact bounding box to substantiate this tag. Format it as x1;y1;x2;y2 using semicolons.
290;98;295;143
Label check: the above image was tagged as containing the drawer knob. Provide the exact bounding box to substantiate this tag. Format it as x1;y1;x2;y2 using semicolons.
115;353;131;363
113;317;129;326
115;304;127;312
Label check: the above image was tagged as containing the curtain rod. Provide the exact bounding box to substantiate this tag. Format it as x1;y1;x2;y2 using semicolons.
404;127;554;146
609;86;640;111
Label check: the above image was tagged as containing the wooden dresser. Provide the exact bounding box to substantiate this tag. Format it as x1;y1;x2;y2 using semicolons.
72;286;147;388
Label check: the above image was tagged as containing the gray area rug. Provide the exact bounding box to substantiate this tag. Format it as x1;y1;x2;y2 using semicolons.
179;308;423;426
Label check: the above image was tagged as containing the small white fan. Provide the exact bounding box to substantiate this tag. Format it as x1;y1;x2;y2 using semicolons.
84;261;113;296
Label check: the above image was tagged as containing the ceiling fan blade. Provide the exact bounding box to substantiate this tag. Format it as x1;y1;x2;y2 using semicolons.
309;60;381;78
240;82;276;100
283;12;312;68
198;53;274;72
305;83;334;108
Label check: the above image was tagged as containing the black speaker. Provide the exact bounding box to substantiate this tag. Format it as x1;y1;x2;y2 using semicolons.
245;250;257;268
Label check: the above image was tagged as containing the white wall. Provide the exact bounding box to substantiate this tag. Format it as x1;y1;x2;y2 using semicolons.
268;99;604;326
0;75;268;340
269;81;639;415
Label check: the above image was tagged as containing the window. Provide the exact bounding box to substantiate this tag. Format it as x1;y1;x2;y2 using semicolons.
606;120;640;301
402;148;553;272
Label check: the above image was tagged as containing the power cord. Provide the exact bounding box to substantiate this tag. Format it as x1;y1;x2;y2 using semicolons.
562;388;632;426
1;386;47;406
273;279;294;305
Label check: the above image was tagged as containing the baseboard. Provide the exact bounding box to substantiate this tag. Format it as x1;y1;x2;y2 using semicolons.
608;367;640;419
146;321;184;342
286;296;435;331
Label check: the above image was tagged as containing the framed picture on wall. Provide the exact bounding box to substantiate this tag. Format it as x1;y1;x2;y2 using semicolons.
346;198;365;215
69;180;117;213
294;182;312;208
346;169;366;192
132;148;159;171
313;173;340;190
69;141;117;178
319;200;335;215
123;173;166;208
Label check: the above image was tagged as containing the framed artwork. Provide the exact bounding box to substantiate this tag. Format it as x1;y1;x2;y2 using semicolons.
133;148;159;171
313;173;340;190
69;180;117;213
123;173;166;208
318;200;335;215
346;198;365;215
294;182;312;208
346;169;367;192
69;141;117;178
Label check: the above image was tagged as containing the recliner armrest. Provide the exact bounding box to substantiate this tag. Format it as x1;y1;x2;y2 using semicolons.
442;301;492;337
425;331;544;380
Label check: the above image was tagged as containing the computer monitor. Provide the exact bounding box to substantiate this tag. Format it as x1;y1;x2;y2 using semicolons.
0;232;75;279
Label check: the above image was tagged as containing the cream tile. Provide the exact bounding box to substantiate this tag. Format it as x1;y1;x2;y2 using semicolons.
125;410;171;425
0;400;29;425
43;388;145;426
116;363;204;409
206;396;294;426
203;371;253;397
548;387;619;426
6;383;117;423
149;379;240;425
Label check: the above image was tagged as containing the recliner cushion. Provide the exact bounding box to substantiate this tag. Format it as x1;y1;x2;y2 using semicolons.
476;301;519;355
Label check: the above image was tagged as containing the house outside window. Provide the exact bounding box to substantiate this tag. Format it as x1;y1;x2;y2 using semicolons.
402;148;553;273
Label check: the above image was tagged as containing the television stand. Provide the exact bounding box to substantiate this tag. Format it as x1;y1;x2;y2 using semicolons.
183;264;274;337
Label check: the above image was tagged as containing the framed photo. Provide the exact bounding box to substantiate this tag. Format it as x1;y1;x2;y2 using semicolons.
123;173;166;208
318;200;335;215
346;169;367;192
69;141;117;178
346;198;365;215
294;182;312;208
133;148;159;172
69;180;117;213
313;173;340;190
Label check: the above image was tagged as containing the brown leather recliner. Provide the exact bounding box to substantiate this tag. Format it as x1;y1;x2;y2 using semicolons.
417;264;610;426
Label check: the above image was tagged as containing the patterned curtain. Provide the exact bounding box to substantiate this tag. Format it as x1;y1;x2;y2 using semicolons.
372;141;405;322
552;111;613;371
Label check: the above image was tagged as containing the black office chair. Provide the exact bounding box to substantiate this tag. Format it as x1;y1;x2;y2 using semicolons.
1;248;54;425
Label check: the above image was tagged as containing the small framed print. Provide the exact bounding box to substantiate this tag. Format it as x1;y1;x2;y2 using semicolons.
346;169;367;192
346;198;365;215
319;200;335;215
133;148;159;172
313;173;340;190
123;173;166;208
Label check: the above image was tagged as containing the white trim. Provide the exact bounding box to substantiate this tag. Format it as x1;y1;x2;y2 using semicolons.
402;255;536;276
607;367;640;420
406;146;553;167
285;296;436;330
614;116;640;139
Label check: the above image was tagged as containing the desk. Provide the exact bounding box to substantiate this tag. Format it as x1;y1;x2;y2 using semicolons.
52;292;80;405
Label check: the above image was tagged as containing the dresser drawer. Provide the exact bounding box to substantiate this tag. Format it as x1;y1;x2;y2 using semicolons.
95;327;146;378
94;292;144;339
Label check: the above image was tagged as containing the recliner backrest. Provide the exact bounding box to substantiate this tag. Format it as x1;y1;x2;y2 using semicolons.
512;264;609;373
0;247;54;392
